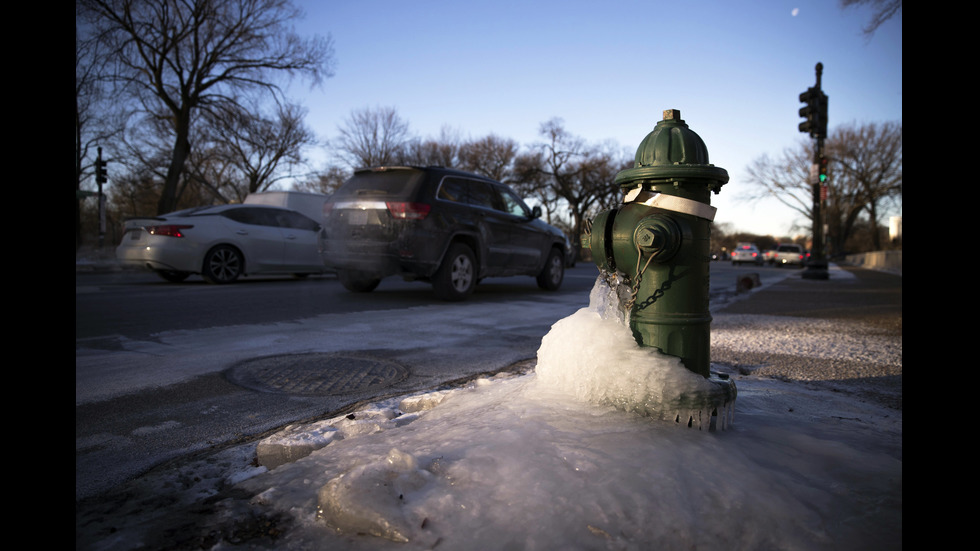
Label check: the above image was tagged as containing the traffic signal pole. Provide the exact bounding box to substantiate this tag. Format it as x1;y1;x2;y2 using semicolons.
799;63;829;280
95;147;108;249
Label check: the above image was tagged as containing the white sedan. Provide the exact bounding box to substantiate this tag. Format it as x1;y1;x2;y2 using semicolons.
730;243;764;266
116;204;327;283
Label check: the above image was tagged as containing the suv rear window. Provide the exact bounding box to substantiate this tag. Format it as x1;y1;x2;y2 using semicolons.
333;169;425;199
438;177;497;209
777;245;801;252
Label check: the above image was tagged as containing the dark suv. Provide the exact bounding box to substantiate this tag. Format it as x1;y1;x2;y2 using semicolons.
320;166;568;300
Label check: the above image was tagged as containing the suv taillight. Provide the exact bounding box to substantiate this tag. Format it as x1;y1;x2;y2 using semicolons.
146;224;193;237
386;202;431;220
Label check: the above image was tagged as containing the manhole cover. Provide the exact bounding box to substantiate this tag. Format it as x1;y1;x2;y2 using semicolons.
226;353;409;396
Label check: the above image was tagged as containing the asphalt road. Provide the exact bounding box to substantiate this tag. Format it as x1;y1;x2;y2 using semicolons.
76;265;599;501
75;267;599;341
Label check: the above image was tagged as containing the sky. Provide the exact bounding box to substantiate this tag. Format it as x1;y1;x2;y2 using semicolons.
284;0;902;238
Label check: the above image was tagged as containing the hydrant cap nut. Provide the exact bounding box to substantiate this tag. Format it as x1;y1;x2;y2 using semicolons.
633;215;681;259
635;227;660;248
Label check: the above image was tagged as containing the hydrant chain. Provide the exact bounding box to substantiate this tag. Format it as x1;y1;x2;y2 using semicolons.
625;242;656;313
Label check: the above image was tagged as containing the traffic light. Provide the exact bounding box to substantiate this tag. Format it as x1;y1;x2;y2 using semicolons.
815;91;828;139
818;155;828;183
798;87;818;136
799;88;829;139
95;159;108;185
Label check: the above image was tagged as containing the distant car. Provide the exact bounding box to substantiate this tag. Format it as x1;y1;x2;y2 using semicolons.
731;242;763;266
763;249;777;265
320;165;568;300
116;204;327;283
773;243;806;267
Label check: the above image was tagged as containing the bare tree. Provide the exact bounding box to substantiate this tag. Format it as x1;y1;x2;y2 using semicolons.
840;0;902;37
745;141;865;255
744;144;816;222
745;121;902;254
78;0;334;215
293;164;351;195
399;126;463;168
188;102;316;202
332;106;411;169
76;24;127;249
829;121;902;250
524;119;629;250
458;134;519;183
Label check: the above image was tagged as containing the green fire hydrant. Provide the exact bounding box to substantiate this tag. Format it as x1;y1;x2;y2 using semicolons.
583;110;735;422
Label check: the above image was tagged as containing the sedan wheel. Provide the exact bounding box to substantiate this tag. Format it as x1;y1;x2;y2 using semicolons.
202;245;244;284
434;243;476;301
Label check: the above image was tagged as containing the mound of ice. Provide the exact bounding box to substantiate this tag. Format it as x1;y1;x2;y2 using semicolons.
317;448;434;543
534;277;733;429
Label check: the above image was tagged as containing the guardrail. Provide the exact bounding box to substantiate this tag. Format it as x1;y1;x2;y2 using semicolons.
842;250;902;273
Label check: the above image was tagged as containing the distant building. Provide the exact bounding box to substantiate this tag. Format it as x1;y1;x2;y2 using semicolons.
889;216;902;241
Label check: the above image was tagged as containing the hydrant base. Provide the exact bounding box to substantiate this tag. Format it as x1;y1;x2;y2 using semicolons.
667;373;737;431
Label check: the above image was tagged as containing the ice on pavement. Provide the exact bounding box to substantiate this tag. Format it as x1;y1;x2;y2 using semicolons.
214;271;902;550
536;277;734;430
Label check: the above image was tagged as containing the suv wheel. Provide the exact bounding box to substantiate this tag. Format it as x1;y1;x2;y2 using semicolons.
536;248;564;291
433;243;476;301
339;270;381;293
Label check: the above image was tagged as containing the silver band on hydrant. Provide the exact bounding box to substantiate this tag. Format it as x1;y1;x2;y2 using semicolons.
623;187;717;221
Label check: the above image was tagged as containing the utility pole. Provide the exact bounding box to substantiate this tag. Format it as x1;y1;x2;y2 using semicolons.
798;63;829;280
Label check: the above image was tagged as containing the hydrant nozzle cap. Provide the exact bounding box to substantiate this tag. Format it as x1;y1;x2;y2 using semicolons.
614;109;729;189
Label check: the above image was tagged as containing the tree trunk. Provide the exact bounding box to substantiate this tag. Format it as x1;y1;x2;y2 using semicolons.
158;124;191;215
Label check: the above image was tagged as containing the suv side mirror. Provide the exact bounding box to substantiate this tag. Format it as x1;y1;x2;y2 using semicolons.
531;205;542;219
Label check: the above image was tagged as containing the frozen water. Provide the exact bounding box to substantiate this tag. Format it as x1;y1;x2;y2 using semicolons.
316;448;435;543
536;276;734;429
224;272;899;550
234;364;899;550
305;276;744;545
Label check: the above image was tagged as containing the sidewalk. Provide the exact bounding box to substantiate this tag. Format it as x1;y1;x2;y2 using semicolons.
76;265;902;551
712;265;902;410
719;264;902;323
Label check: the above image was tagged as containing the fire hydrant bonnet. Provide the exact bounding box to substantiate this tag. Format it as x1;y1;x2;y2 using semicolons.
614;109;729;194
